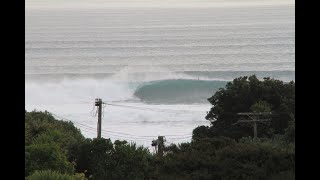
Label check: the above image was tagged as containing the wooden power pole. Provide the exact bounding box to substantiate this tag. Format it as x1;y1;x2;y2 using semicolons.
158;136;165;157
151;136;165;157
234;112;272;139
95;98;103;138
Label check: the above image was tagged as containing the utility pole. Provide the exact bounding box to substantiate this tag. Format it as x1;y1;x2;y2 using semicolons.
151;136;165;179
95;98;103;139
151;136;166;157
234;112;272;139
158;136;165;157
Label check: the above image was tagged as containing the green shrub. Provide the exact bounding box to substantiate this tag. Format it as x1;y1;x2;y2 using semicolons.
27;170;83;180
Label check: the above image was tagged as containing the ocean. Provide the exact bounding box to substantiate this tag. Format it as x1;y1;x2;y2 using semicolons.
25;5;295;149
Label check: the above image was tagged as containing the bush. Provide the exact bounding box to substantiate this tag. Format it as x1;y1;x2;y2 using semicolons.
75;138;153;179
158;136;294;180
27;170;83;180
25;110;85;177
205;75;295;139
25;143;75;176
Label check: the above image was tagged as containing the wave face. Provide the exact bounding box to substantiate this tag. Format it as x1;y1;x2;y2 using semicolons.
134;79;227;104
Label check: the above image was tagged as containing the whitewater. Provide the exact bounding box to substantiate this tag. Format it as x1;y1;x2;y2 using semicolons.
25;4;295;149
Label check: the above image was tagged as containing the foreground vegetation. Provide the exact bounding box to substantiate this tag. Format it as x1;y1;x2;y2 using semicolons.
25;75;295;179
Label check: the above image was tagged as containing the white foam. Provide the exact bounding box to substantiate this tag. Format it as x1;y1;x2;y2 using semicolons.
25;69;213;149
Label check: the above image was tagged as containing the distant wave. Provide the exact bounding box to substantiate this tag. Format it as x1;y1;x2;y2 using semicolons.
25;70;295;82
134;79;227;104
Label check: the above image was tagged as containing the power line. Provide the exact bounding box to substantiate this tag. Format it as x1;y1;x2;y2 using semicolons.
167;136;193;140
159;133;192;137
51;111;195;150
90;102;97;117
79;128;97;135
66;120;152;140
78;128;151;142
51;113;192;140
72;122;155;139
51;112;193;140
75;121;191;140
69;122;151;141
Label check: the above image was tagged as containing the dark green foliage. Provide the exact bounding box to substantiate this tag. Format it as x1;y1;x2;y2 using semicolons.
215;142;294;179
111;140;153;179
25;143;75;176
284;120;295;143
250;100;272;112
205;75;295;139
25;111;85;156
25;110;85;177
192;125;214;140
159;137;294;180
27;170;84;180
25;111;154;179
76;138;153;179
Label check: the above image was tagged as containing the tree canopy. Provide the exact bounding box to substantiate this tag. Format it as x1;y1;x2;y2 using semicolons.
202;75;295;139
25;111;85;177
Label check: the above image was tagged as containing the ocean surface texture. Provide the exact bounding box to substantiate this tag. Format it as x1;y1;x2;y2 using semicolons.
26;5;295;149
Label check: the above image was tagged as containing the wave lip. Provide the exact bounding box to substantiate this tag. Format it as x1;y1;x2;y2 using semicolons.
134;79;227;104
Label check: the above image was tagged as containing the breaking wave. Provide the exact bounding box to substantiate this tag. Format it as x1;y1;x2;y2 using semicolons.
134;79;227;104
